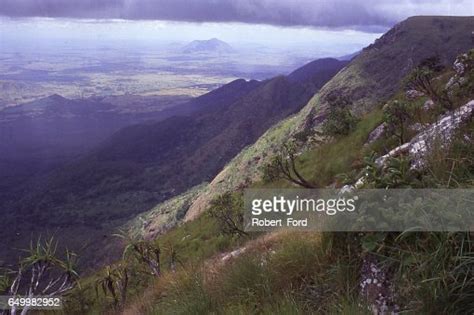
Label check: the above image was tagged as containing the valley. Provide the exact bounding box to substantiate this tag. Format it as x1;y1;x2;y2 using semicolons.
0;56;348;268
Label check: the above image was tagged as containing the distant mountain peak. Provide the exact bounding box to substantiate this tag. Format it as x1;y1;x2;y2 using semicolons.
48;94;67;102
182;38;234;54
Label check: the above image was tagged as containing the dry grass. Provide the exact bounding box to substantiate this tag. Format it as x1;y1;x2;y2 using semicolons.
120;231;320;314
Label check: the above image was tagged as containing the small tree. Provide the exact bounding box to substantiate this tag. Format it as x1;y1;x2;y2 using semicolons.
5;237;79;315
405;57;452;109
263;143;316;188
322;95;358;136
208;193;248;237
383;100;410;144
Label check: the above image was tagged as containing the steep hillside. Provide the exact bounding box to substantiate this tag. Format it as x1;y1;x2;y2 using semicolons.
114;46;474;315
185;16;474;220
0;58;347;265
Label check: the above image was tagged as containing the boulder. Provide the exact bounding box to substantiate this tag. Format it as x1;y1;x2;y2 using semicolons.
365;123;386;146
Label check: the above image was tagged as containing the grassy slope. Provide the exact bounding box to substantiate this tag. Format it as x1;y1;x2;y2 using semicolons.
119;93;472;315
64;74;473;314
64;100;388;313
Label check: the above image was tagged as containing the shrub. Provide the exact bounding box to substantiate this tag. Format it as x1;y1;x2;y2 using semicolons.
208;193;247;237
404;56;453;110
322;107;359;137
383;100;411;144
262;142;316;188
322;95;359;137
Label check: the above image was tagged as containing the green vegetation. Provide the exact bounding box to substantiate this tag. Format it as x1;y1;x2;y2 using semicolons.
208;192;248;237
114;233;364;315
61;212;249;314
3;18;473;315
383;100;410;144
95;47;472;314
321;96;359;137
95;264;129;308
263;142;317;188
298;108;383;188
404;56;453;110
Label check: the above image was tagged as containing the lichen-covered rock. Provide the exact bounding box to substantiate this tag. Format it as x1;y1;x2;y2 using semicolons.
408;101;473;169
445;52;471;92
454;54;467;76
446;75;467;92
409;122;430;133
340;176;366;194
365;123;386;146
376;100;474;169
360;254;399;315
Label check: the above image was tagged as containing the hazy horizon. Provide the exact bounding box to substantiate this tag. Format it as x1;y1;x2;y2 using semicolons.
0;17;383;58
1;0;472;57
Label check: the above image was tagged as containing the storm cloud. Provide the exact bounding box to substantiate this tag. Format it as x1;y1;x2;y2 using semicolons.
0;0;472;30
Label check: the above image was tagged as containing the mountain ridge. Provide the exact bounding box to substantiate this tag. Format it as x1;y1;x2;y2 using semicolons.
184;15;474;220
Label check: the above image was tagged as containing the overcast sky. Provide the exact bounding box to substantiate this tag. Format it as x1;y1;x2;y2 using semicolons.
0;0;472;29
0;1;472;55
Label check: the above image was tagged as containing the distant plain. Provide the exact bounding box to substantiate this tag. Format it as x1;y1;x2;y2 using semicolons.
0;40;319;108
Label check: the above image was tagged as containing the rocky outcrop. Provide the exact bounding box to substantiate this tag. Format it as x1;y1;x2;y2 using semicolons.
376;100;474;169
341;100;473;194
127;184;206;240
446;52;471;92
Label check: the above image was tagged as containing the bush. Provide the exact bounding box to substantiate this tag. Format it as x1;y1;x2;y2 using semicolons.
404;56;453;110
322;96;359;137
383;100;411;144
